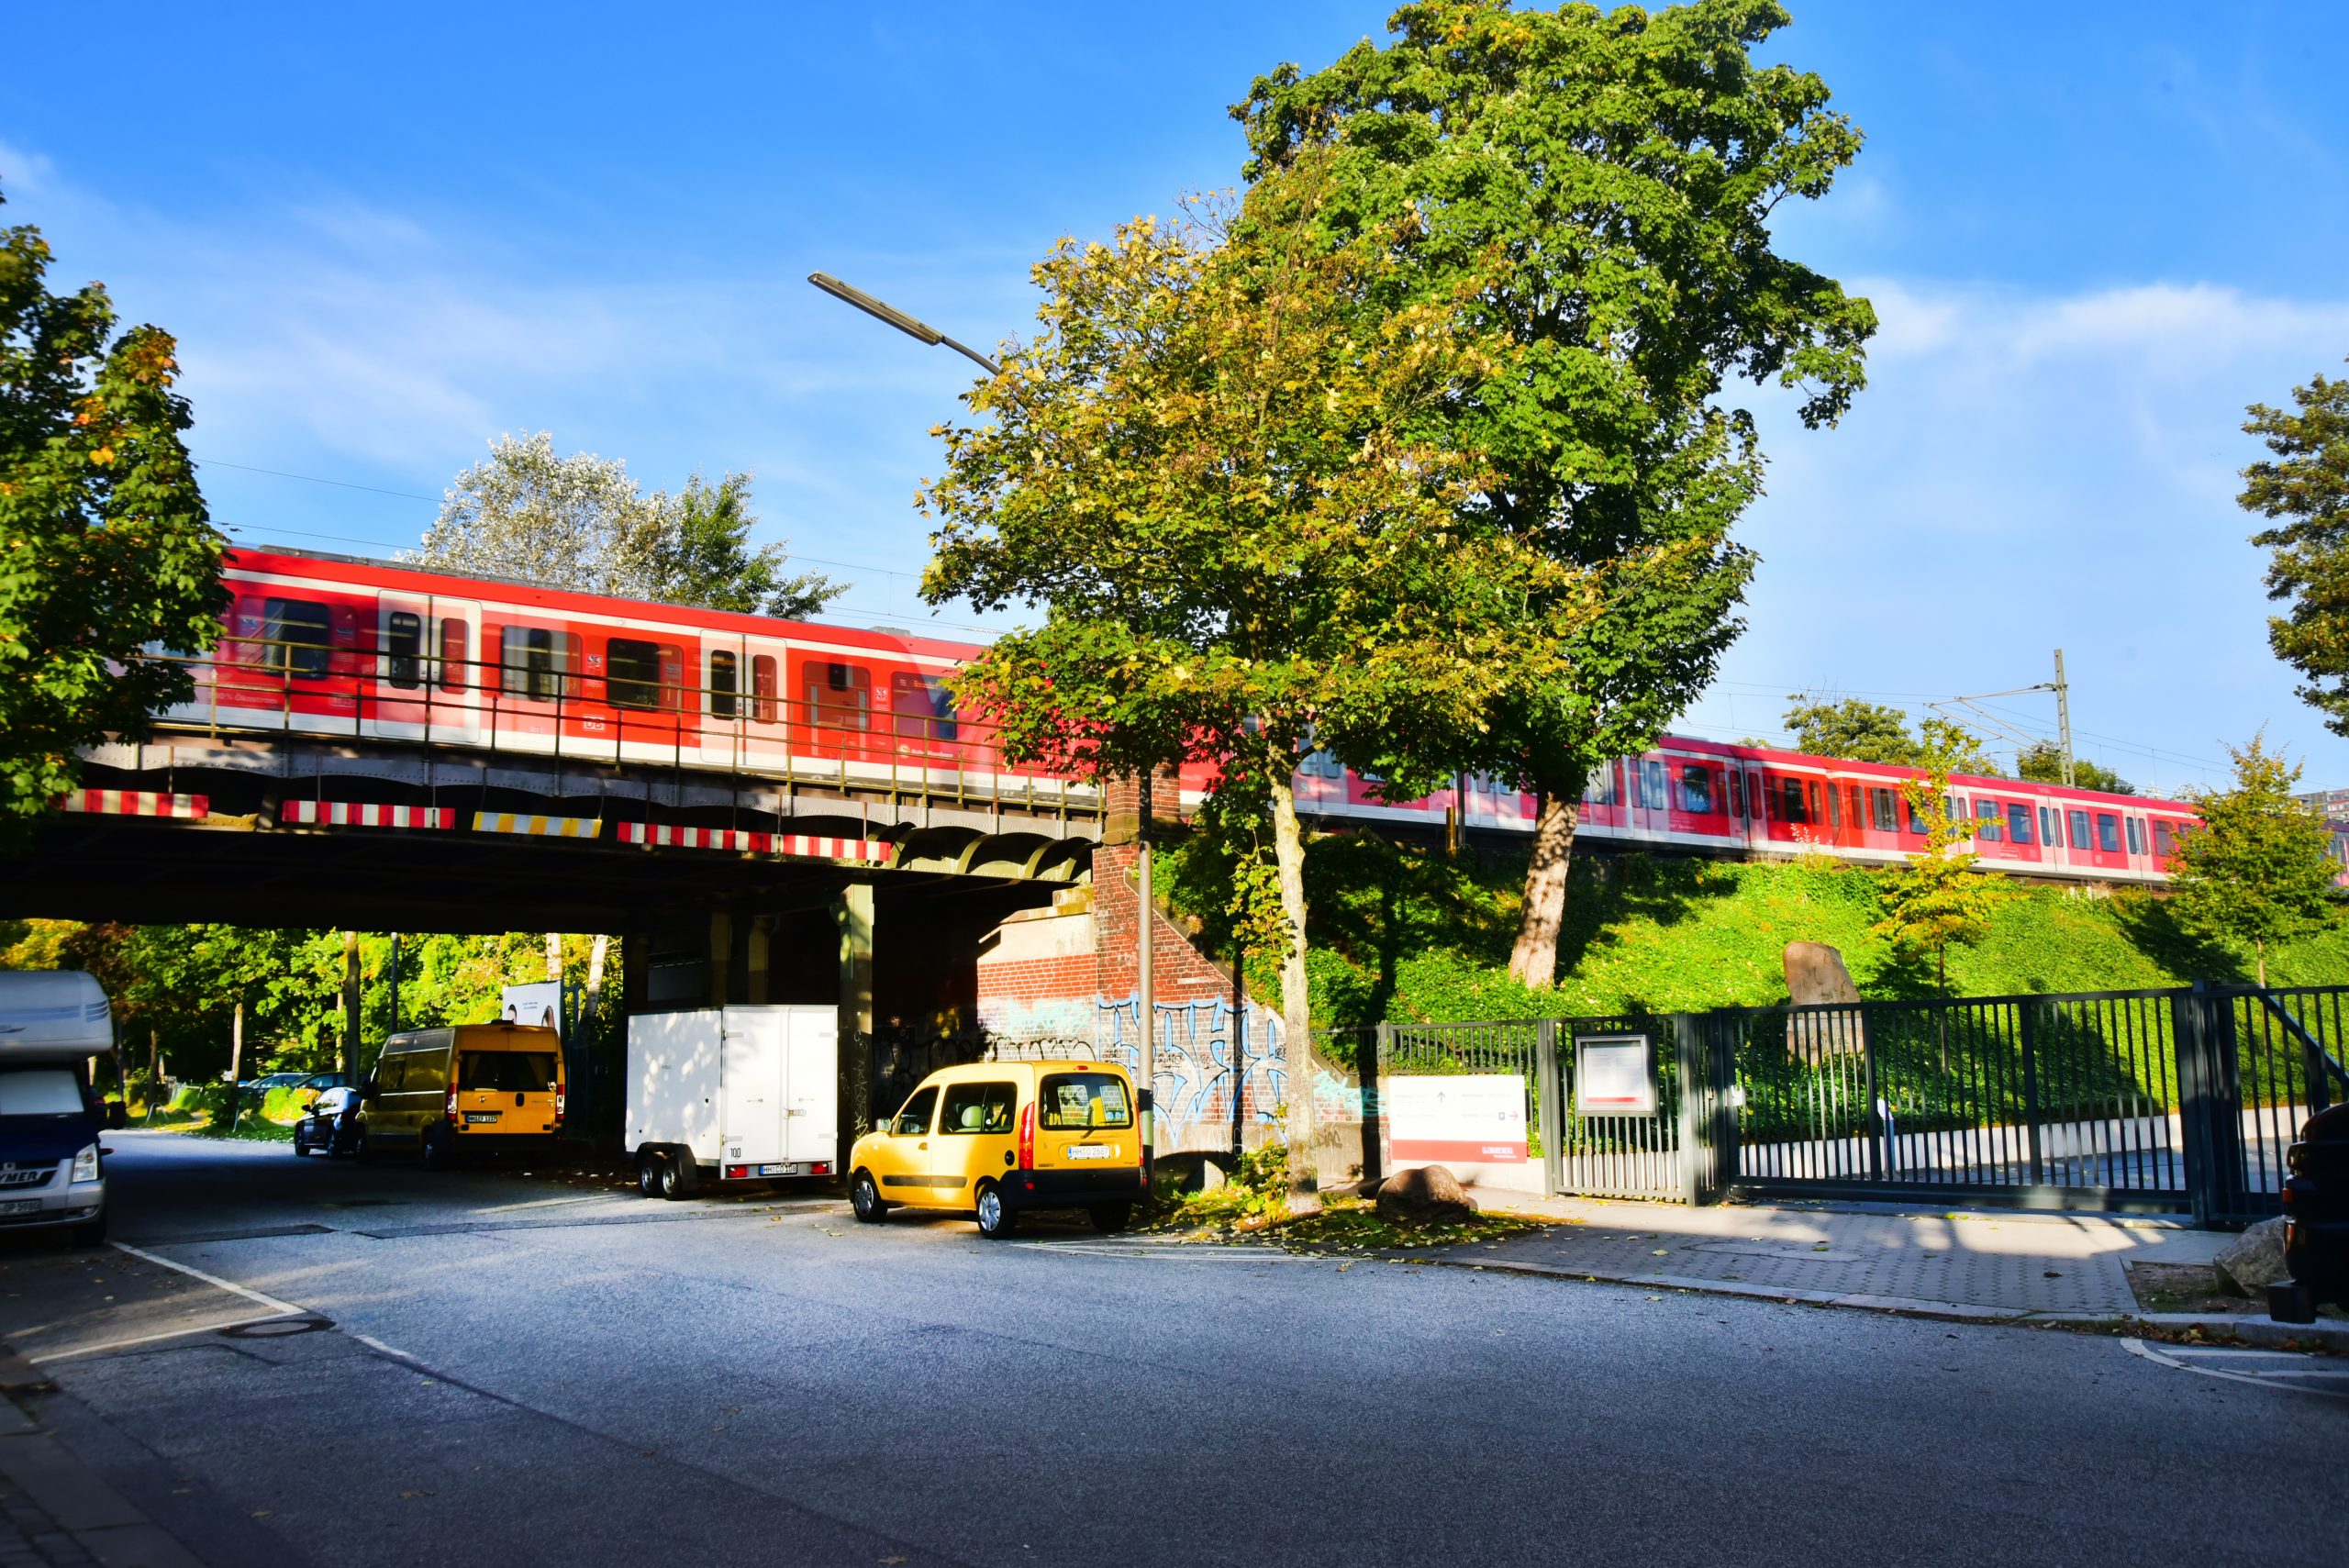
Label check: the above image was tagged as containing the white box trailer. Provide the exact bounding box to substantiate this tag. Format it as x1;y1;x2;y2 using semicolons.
626;1006;837;1198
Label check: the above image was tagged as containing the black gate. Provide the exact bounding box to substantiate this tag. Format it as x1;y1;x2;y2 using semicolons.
1363;982;2349;1227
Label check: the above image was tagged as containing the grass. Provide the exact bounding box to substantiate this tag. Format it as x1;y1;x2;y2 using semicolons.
1160;830;2349;1032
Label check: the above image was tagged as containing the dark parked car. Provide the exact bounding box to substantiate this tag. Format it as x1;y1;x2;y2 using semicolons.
2269;1103;2349;1325
291;1084;362;1159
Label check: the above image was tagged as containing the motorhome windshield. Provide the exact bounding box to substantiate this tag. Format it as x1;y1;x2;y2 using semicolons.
0;1069;84;1117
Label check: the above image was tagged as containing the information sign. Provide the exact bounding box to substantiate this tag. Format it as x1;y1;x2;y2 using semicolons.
1385;1073;1528;1163
1576;1034;1656;1117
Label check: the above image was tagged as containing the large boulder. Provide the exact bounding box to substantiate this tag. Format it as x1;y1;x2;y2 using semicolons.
1376;1164;1478;1226
2213;1216;2291;1296
1784;941;1865;1059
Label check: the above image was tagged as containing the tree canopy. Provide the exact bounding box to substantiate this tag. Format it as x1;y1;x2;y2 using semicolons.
922;165;1575;1211
2243;360;2349;735
0;182;224;848
1234;0;1876;985
412;433;842;618
2166;735;2341;985
2015;740;2132;795
1870;720;2009;998
1781;695;1920;765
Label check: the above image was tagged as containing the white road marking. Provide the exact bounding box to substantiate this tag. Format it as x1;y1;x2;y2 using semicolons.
2122;1337;2349;1398
1015;1242;1315;1263
353;1334;417;1360
109;1240;307;1318
473;1194;616;1215
28;1315;299;1364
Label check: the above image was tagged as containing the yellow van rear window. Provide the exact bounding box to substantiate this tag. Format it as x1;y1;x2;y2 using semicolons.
459;1051;557;1093
1039;1073;1130;1130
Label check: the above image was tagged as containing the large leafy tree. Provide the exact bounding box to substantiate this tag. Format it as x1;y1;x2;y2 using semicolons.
2167;735;2340;985
1781;695;1920;765
2243;360;2349;734
923;171;1574;1213
1871;720;2009;1005
0;183;225;847
413;433;841;617
2015;740;2132;795
1236;0;1876;986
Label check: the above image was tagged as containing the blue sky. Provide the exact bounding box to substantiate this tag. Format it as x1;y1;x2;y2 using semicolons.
6;1;2348;794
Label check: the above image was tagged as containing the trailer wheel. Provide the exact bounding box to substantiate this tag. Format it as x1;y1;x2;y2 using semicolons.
635;1149;663;1198
974;1180;1018;1240
656;1149;698;1200
851;1169;888;1223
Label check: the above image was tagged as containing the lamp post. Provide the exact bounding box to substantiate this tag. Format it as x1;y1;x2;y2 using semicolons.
807;272;1155;1177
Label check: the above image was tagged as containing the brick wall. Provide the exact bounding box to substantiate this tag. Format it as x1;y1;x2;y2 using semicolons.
1092;840;1233;1006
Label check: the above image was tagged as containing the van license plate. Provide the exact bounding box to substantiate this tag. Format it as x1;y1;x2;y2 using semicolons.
464;1112;502;1125
0;1199;39;1217
757;1163;797;1176
1065;1145;1114;1161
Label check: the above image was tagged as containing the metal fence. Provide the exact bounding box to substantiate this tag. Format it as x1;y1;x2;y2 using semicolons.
1363;981;2349;1228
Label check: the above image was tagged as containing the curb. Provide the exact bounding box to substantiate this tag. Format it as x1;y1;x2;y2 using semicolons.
1371;1251;2349;1350
1;1342;210;1567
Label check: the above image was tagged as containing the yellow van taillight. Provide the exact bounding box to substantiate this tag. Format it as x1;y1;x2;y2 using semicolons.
1018;1100;1035;1170
445;1084;458;1123
553;1084;565;1127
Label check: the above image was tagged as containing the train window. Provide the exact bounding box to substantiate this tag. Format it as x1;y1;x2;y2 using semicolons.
1641;759;1669;811
709;651;739;719
498;627;563;700
263;598;332;681
1866;787;1894;833
751;655;777;723
2067;809;2092;850
1906;796;1932;835
1299;748;1343;781
1677;765;1714;814
1822;780;1841;830
606;639;666;710
437;619;469;692
2008;803;2032;844
1975;799;2001;841
2096;813;2121;853
1777;776;1808;824
1583;764;1617;806
805;661;872;731
1727;771;1743;818
383;611;422;689
2126;817;2144;855
2154;821;2176;857
891;673;959;742
2042;806;2059;847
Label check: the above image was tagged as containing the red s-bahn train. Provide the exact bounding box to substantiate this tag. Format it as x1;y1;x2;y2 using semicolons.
171;547;2208;884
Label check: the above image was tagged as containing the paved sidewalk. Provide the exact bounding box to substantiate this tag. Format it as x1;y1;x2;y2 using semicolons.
0;1348;206;1568
1455;1191;2228;1319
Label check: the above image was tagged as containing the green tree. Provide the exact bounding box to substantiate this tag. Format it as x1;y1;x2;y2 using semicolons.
412;434;840;617
2015;740;2132;795
2242;359;2349;734
2167;735;2340;985
1781;695;1920;764
1871;720;2009;1003
1235;0;1876;987
0;183;225;848
922;173;1571;1213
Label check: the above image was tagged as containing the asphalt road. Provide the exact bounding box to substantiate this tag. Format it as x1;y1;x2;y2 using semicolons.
2;1130;2343;1568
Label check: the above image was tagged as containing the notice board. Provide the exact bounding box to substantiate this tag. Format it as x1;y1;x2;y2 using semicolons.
1385;1073;1529;1163
1575;1033;1656;1117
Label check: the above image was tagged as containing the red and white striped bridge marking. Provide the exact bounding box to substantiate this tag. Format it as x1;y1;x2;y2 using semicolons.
59;790;208;819
617;823;894;862
281;801;455;830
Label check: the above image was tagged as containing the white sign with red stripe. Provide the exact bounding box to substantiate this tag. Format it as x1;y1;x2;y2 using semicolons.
58;790;208;819
1386;1073;1529;1164
616;822;892;862
281;801;454;829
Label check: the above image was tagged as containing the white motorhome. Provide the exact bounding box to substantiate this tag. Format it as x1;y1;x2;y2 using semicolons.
626;1006;838;1198
0;971;116;1246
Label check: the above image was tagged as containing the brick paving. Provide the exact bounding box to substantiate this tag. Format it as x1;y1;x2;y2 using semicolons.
0;1470;95;1568
1453;1192;2227;1317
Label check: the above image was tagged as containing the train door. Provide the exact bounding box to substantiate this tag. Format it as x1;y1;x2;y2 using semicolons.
699;633;749;768
423;596;484;744
366;591;432;740
736;641;785;772
796;655;875;768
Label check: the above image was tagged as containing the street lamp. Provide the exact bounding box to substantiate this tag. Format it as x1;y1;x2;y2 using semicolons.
807;270;1158;1177
807;272;1002;375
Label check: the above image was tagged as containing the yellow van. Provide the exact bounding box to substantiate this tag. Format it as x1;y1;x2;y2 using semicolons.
359;1023;564;1167
848;1060;1142;1238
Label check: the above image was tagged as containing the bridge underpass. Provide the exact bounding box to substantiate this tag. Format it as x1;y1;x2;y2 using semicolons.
2;729;1111;1165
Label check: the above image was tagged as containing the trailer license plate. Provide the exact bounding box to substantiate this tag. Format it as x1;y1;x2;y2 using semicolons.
1066;1145;1113;1161
0;1199;39;1217
464;1112;501;1125
757;1163;797;1176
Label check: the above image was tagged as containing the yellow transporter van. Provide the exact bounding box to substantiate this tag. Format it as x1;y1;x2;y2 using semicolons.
360;1023;564;1167
848;1059;1143;1239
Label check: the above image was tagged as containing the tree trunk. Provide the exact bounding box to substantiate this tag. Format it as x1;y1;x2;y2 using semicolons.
1268;773;1319;1217
584;934;610;1034
545;932;563;983
2256;940;2266;989
1508;790;1581;987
